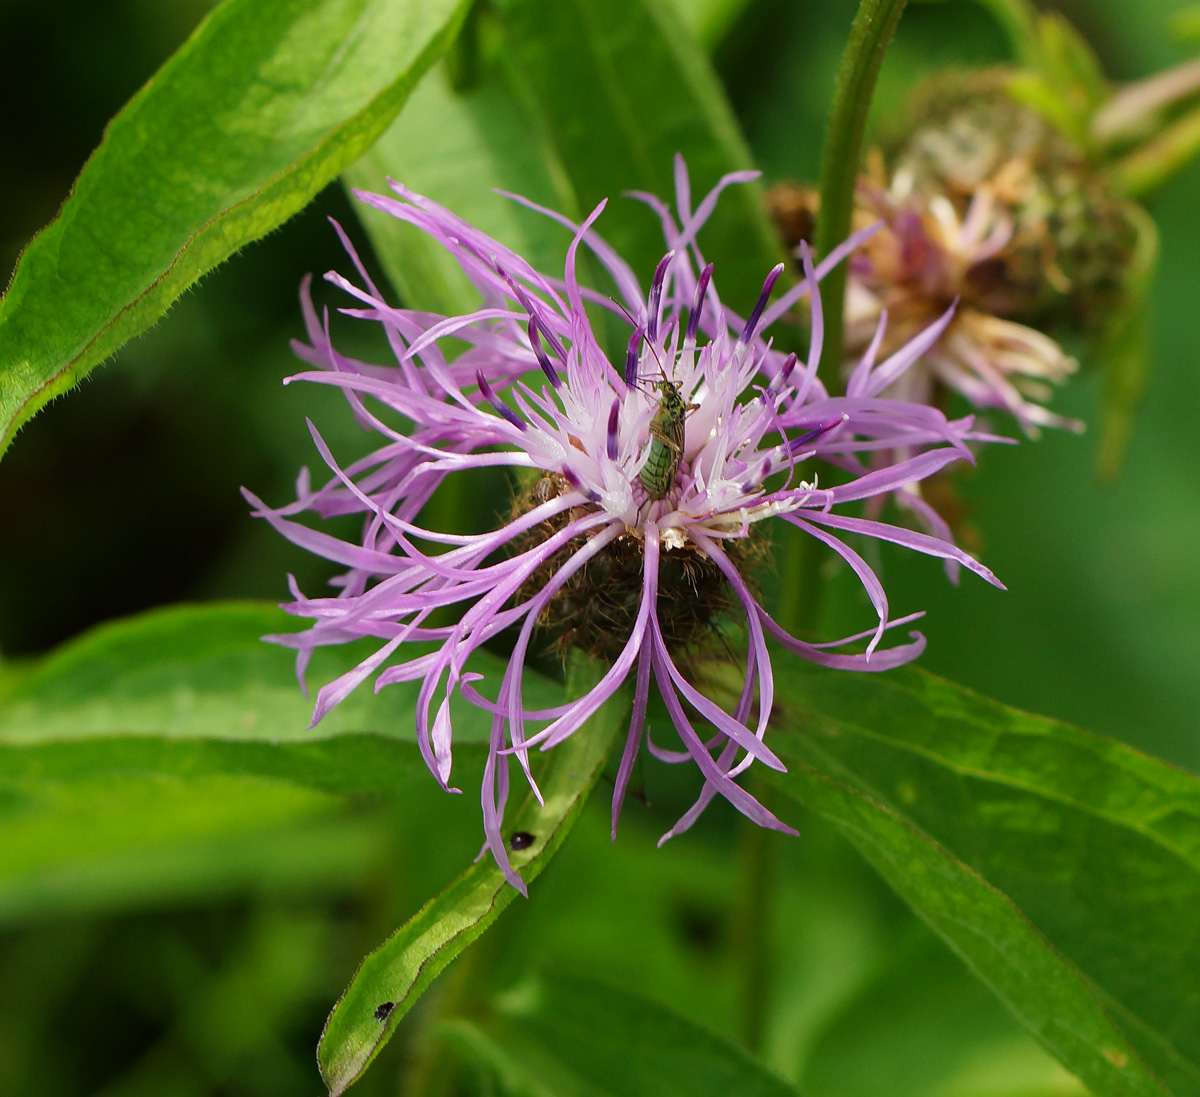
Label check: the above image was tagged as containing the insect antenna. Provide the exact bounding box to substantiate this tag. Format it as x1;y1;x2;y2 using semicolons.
612;297;675;394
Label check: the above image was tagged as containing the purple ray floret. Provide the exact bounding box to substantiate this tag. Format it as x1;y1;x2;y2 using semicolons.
246;156;1002;893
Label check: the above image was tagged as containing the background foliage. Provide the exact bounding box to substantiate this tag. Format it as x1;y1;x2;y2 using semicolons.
1;0;1198;1094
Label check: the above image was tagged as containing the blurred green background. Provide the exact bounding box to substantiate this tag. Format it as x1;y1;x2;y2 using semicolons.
0;0;1196;1094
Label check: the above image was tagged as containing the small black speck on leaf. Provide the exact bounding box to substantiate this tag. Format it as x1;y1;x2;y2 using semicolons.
374;1002;395;1023
510;831;536;851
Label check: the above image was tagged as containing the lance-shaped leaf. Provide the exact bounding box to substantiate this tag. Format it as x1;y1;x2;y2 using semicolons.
748;659;1200;1097
498;0;783;292
0;0;471;458
345;55;574;318
0;600;522;919
317;656;626;1096
0;729;488;922
346;0;783;318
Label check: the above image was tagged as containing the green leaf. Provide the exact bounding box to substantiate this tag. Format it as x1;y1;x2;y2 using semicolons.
0;764;365;923
0;600;556;920
1;732;439;795
345;56;575;318
0;600;558;744
0;0;471;458
317;656;626;1096
0;729;485;923
497;0;782;295
347;0;783;317
439;970;801;1097
756;659;1200;1097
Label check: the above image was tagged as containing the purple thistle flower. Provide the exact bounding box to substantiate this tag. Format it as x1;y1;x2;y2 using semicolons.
246;157;1003;893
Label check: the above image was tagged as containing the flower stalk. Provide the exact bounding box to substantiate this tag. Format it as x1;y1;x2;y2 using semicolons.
815;0;909;393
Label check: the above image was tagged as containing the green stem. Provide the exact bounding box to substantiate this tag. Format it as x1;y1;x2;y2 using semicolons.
814;0;909;395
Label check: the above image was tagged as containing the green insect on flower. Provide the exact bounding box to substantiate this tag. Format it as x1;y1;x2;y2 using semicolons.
639;373;697;500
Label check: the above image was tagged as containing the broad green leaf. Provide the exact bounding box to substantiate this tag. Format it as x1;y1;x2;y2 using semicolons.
0;0;471;457
761;755;1165;1096
317;657;625;1096
0;731;483;922
0;601;558;744
347;0;784;320
345;56;575;317
755;660;1200;1097
1;732;442;794
497;0;784;296
0;600;551;920
439;970;801;1097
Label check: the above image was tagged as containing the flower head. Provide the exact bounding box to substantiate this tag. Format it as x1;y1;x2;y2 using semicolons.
846;175;1084;435
770;174;1083;436
769;70;1139;437
247;157;1002;891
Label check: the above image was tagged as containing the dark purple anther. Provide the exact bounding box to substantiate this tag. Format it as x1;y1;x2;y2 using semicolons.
528;319;561;388
686;262;714;343
767;352;799;393
787;414;848;452
740;263;785;344
646;251;675;343
606;399;620;460
624;324;644;387
477;370;525;431
559;466;599;503
505;275;567;361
